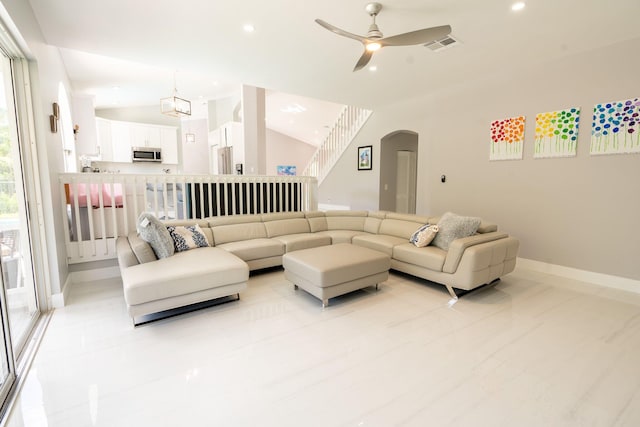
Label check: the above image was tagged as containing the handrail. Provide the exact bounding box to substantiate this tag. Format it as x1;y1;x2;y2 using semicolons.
302;105;372;185
59;173;318;263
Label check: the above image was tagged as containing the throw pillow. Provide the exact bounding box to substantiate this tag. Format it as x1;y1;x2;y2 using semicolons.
136;212;175;259
167;224;210;252
431;212;481;251
410;223;431;245
411;225;439;248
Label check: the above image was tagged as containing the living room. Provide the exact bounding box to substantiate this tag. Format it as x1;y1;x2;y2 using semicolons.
0;0;639;425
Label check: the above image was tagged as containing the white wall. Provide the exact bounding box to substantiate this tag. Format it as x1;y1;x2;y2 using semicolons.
265;129;316;176
180;118;209;174
2;0;76;298
321;37;640;281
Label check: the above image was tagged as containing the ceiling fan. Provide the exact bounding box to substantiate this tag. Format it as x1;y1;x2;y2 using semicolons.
316;2;452;72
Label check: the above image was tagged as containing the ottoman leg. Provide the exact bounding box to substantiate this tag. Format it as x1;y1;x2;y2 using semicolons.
322;299;329;308
294;284;298;290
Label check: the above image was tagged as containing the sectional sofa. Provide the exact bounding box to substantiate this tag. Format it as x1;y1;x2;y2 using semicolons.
116;210;519;324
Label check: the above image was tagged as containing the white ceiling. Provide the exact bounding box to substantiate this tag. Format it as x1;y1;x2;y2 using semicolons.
28;0;640;143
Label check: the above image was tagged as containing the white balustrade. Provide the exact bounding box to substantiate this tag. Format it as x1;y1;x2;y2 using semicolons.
302;105;372;184
59;173;318;264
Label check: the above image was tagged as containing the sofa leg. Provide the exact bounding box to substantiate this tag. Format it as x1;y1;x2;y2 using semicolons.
294;284;299;290
375;283;379;291
322;299;329;308
446;285;458;301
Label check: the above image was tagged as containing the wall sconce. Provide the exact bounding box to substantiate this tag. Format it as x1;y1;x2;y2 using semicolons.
50;102;59;133
185;133;196;143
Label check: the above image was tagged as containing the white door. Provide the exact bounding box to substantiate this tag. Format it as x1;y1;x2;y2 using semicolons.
395;151;417;214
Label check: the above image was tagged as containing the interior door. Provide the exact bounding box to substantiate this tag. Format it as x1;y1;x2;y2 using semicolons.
395;150;417;214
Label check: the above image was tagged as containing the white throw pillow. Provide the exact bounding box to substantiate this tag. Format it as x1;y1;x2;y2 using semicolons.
410;224;439;247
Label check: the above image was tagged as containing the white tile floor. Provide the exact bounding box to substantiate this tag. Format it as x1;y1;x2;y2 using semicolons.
5;266;640;426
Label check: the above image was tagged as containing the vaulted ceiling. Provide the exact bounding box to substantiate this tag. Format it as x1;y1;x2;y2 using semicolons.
27;0;640;140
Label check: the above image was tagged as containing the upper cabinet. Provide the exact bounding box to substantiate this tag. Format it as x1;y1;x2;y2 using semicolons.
95;118;178;164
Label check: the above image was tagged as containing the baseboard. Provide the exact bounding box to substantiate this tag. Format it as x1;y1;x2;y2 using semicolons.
50;266;121;308
517;257;640;294
51;274;73;309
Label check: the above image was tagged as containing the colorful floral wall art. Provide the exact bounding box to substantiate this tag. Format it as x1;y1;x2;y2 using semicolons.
490;116;525;160
534;108;580;158
591;98;640;155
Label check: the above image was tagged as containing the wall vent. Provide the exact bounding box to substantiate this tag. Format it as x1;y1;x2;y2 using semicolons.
424;34;461;52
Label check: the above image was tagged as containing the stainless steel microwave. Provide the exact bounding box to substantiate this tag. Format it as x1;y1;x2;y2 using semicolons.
132;147;162;162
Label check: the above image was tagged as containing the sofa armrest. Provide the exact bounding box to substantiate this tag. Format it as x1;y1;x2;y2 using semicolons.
442;232;508;273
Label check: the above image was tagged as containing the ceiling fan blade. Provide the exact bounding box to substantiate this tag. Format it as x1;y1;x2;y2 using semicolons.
315;19;366;43
353;49;374;72
380;25;452;47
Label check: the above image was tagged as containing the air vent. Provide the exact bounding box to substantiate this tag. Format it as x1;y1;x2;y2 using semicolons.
424;34;461;52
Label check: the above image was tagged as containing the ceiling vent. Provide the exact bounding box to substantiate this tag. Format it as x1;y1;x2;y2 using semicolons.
424;34;461;52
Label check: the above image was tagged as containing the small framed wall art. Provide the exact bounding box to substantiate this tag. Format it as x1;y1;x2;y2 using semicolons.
358;145;372;170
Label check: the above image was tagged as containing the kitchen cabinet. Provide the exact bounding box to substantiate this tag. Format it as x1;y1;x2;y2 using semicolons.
94;118;178;164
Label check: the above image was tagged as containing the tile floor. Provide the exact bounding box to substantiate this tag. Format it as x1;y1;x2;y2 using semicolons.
4;266;640;426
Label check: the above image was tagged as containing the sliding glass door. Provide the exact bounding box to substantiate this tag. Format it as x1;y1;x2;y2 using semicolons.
0;46;41;407
0;54;39;356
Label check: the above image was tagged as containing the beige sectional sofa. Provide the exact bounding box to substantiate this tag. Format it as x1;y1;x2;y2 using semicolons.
117;210;519;323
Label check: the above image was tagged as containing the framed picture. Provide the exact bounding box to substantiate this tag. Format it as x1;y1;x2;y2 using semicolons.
276;165;297;176
358;145;372;170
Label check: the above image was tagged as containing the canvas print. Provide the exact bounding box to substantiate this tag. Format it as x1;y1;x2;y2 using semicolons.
534;108;580;158
276;165;297;176
490;116;525;160
591;97;640;155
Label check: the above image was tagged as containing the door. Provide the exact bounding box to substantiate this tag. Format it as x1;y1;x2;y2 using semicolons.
395;150;417;214
0;52;41;405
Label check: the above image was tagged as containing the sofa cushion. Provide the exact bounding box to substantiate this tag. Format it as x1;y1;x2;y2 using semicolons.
273;233;331;252
167;225;210;252
263;218;310;238
136;212;174;259
217;238;284;261
326;215;366;231
122;247;248;306
352;234;407;256
379;218;425;240
212;222;267;245
393;243;446;271
127;232;157;264
316;230;369;244
432;212;481;251
307;216;328;233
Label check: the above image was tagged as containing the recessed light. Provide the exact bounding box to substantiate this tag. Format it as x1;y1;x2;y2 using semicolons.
213;81;219;86
369;65;377;71
243;24;255;33
511;2;525;11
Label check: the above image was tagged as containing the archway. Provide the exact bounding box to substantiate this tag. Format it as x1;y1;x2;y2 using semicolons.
378;130;418;213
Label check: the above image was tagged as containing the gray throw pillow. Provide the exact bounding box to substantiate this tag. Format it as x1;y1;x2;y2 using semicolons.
136;212;175;259
432;212;481;251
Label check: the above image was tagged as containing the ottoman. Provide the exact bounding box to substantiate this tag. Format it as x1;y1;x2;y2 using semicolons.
282;243;390;307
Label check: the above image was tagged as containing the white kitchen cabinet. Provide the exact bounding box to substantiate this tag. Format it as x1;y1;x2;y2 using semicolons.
110;121;133;163
94;118;178;164
95;118;112;161
160;127;178;164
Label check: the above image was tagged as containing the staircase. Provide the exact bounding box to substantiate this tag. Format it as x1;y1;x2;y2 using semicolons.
302;105;372;185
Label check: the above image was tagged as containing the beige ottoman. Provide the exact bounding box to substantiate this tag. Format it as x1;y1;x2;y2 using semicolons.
282;243;390;307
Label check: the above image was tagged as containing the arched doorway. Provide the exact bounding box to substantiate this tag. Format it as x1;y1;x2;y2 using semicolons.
378;130;418;213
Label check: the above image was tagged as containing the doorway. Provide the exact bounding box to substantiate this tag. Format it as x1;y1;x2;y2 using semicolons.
378;131;418;213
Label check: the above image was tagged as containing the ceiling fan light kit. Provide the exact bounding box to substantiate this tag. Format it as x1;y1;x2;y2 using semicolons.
316;2;452;71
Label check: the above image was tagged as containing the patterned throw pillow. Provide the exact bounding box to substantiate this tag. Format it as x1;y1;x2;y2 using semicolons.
409;224;439;248
431;212;481;251
167;224;210;252
136;212;175;259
